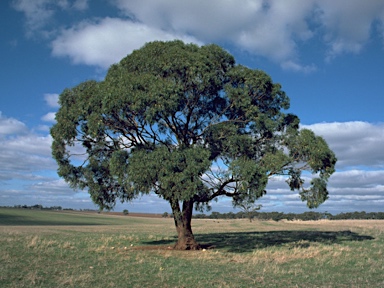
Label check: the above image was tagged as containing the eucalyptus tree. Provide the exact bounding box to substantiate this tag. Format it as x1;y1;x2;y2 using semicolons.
51;40;336;250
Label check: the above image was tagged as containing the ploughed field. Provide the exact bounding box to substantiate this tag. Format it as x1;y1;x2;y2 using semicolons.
1;208;383;287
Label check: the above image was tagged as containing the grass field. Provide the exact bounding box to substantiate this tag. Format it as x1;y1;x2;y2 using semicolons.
1;208;383;287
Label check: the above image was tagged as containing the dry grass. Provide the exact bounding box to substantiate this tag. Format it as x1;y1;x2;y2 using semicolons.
1;209;384;287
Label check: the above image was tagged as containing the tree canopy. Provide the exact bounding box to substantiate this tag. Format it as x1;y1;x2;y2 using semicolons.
51;40;337;249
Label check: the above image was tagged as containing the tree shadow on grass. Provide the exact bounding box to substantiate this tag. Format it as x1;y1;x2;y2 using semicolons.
0;213;105;226
144;230;374;252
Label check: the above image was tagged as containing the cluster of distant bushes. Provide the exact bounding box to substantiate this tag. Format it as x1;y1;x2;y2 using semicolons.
192;211;384;221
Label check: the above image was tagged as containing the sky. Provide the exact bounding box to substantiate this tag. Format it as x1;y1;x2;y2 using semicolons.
1;0;384;214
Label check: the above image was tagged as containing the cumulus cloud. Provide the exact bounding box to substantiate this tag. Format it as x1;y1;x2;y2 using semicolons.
0;112;89;208
257;169;384;213
322;169;384;212
41;112;56;123
0;131;93;208
12;0;55;36
44;93;59;108
111;0;384;68
12;0;89;37
51;18;202;68
290;121;384;212
72;0;88;10
0;134;55;172
51;0;316;70
1;111;383;212
0;113;56;182
328;170;384;190
42;94;59;124
302;122;384;168
0;112;28;135
13;0;384;70
260;121;384;213
317;0;384;59
36;125;51;132
29;179;82;196
0;185;93;210
281;61;317;73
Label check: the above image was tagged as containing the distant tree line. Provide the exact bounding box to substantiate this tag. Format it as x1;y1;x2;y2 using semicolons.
192;211;384;221
4;205;94;211
2;205;384;221
9;204;65;210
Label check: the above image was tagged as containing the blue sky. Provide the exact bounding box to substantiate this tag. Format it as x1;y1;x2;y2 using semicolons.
1;0;384;214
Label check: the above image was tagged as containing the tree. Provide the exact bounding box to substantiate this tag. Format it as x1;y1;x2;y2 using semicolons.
238;201;262;222
51;40;337;250
123;209;129;215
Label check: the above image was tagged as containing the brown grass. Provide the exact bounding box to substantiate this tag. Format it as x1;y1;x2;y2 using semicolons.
1;209;384;287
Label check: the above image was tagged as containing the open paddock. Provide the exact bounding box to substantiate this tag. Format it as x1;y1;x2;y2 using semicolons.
1;208;383;287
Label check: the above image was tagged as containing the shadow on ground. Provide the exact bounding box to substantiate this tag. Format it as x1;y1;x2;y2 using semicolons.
0;213;105;226
144;230;374;252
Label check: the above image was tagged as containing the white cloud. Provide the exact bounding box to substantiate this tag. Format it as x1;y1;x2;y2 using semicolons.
111;0;384;68
0;186;94;210
41;112;56;123
114;0;264;41
302;122;384;168
260;122;384;213
44;93;59;108
51;18;202;68
0;112;28;135
111;0;316;68
42;94;58;124
317;0;384;59
37;125;51;132
12;0;55;36
29;179;81;196
0;113;88;209
72;0;88;10
281;60;317;73
328;170;384;190
1;111;383;213
0;114;55;182
12;0;89;37
0;134;55;173
14;0;384;70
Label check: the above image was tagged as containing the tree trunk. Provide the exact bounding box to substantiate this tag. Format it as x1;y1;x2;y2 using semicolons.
170;199;200;250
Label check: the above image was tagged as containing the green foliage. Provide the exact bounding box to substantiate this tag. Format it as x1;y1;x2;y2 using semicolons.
127;146;211;202
51;40;337;214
